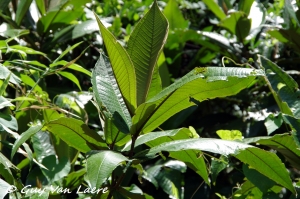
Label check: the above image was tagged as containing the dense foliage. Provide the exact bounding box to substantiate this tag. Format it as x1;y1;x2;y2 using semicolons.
1;0;300;198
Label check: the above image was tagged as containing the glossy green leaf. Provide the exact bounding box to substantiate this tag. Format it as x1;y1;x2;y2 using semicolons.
258;55;300;118
94;12;137;114
211;157;227;186
0;112;18;132
51;60;91;76
244;133;300;170
62;169;86;190
163;0;188;30
0;178;11;199
11;124;43;159
10;45;47;57
46;117;106;153
264;113;283;135
216;130;243;140
238;0;255;15
131;67;264;134
139;138;252;158
92;53;132;133
35;0;46;15
58;71;82;91
15;60;47;69
283;0;300;28
15;0;33;26
0;152;15;184
146;61;162;101
127;1;168;106
31;131;56;163
0;64;21;85
202;0;226;20
86;150;128;188
235;148;295;194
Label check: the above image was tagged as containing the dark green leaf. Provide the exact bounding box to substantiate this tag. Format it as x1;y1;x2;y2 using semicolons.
15;0;33;26
86;150;128;188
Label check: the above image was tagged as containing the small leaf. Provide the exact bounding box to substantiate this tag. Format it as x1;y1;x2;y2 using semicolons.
216;130;243;140
58;71;82;91
86;150;128;188
46;117;106;153
11;124;43;159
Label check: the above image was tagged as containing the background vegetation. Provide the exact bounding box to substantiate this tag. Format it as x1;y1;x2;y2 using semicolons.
1;0;300;198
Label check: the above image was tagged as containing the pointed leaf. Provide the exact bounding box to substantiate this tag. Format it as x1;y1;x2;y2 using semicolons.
202;0;226;20
138;138;252;158
53;41;83;63
131;67;264;134
258;55;300;118
92;53;132;133
94;13;137;114
58;71;82;91
11;124;43;159
244;133;300;170
15;0;33;26
51;60;91;76
0;64;21;85
46;117;106;153
104;113;128;146
86;150;128;188
127;1;168;105
234;147;295;194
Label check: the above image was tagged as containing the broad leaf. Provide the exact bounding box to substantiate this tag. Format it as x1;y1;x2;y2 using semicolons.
258;55;300;118
0;73;10;96
235;147;295;194
94;13;137;114
264;113;283;135
127;1;168;106
92;53;132;134
244;133;300;170
138;138;252;158
46;117;106;153
11;124;43;159
15;0;33;26
202;0;226;20
86;150;128;188
131;67;264;134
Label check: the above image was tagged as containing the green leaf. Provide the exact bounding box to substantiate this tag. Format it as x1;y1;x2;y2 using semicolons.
0;64;21;85
86;150;128;188
46;117;106;153
163;0;188;30
216;130;243;140
50;61;91;77
15;0;33;26
234;148;295;194
138;138;252;158
202;0;226;20
11;124;43;159
62;169;86;190
258;55;300;118
143;161;185;199
0;0;11;12
94;12;137;114
238;0;255;15
92;53;132;134
0;178;11;199
131;67;263;134
211;157;227;186
20;74;43;93
0;152;16;184
31;131;56;163
0;72;11;96
41;155;70;183
283;0;300;28
219;11;251;42
127;1;168;106
243;164;276;193
244;133;300;170
35;0;46;15
10;45;47;57
58;71;82;91
233;180;263;199
104;114;128;146
53;41;83;63
0;112;18;132
0;96;14;109
264;113;283;135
